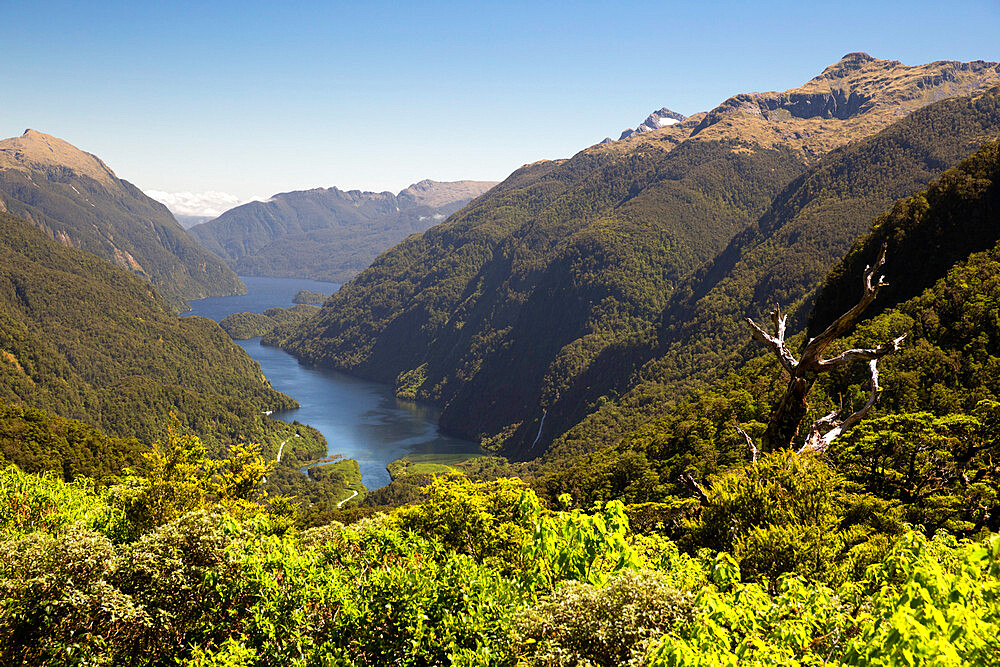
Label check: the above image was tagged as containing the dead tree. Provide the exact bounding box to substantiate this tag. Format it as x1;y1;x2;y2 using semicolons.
746;245;905;453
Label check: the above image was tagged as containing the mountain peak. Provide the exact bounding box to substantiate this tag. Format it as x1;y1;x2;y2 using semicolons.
0;129;117;186
838;51;876;65
617;107;687;140
397;179;498;208
815;52;900;80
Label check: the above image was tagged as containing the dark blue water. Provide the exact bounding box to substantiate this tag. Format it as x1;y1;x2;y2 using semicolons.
186;276;340;320
185;276;479;489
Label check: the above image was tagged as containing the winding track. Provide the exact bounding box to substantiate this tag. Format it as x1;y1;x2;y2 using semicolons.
337;489;359;508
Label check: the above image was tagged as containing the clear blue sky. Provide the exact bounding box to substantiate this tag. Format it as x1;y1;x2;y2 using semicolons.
3;0;999;202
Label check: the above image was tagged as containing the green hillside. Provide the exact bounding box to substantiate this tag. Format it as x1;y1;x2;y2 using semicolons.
0;402;145;482
275;56;1000;459
540;140;1000;524
546;88;1000;463
0;130;244;310
0;209;294;450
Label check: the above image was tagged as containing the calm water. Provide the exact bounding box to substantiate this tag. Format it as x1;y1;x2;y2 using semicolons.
185;276;479;490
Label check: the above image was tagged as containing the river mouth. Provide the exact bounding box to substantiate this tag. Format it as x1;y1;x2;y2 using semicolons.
185;276;480;490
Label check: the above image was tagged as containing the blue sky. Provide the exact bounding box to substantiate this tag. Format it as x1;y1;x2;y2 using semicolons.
3;0;999;210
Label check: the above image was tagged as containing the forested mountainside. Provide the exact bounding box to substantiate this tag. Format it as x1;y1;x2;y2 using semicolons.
0;402;145;482
4;150;999;667
189;179;497;282
274;54;1000;457
0;130;243;310
0;209;300;451
539;139;1000;523
546;87;1000;463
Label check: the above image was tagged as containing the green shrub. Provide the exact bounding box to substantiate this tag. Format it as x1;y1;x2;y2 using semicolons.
686;450;904;583
0;527;149;666
0;465;124;540
516;569;696;666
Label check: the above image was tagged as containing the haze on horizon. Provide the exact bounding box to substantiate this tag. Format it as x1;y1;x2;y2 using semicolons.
2;0;998;217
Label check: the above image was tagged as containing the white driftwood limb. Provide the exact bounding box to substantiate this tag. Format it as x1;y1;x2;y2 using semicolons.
745;306;797;374
735;425;758;464
800;359;882;454
817;334;906;369
745;244;903;451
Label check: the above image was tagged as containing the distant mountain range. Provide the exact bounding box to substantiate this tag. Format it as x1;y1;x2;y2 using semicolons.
271;53;1000;459
189;179;497;282
0;130;243;309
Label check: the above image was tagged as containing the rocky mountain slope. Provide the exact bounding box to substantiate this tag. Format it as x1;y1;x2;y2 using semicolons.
545;88;1000;463
273;54;1000;458
616;107;686;141
189;179;497;282
0;130;243;309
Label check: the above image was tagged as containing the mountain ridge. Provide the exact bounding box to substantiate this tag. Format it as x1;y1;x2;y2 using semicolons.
0;129;244;309
189;179;497;282
273;55;1000;459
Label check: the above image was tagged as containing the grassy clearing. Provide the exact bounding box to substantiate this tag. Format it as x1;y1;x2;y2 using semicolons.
387;453;485;480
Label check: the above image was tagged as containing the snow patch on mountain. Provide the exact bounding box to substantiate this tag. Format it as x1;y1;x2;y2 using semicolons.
617;107;687;140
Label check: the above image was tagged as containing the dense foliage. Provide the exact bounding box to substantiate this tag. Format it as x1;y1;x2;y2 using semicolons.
220;304;320;340
2;460;999;666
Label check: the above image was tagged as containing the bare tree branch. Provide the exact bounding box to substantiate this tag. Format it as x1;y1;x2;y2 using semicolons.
735;425;758;464
800;359;882;454
680;473;710;505
745;305;797;374
816;334;906;369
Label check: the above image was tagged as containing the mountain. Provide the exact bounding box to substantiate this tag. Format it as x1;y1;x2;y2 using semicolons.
174;214;213;229
545;86;1000;463
272;54;1000;460
618;107;687;140
189;179;498;282
0;208;299;451
546;138;1000;509
0;130;243;310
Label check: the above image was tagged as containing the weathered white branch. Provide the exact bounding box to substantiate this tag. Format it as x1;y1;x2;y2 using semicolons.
735;425;758;464
800;359;882;454
745;305;797;374
816;334;907;369
680;473;710;505
801;244;888;366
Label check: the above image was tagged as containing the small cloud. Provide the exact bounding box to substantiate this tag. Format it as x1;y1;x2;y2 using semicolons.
145;190;263;218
